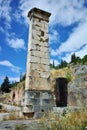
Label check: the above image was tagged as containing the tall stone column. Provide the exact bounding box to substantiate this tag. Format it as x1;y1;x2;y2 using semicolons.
22;8;54;118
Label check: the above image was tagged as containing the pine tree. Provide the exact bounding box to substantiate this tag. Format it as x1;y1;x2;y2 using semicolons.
53;60;55;68
1;76;11;93
71;53;77;64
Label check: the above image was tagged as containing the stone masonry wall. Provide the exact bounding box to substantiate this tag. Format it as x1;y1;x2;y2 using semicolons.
25;8;51;90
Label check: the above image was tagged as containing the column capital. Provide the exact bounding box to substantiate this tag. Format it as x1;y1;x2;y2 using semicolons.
28;7;51;22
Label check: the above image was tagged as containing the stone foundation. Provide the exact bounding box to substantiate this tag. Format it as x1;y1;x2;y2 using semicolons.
22;90;54;118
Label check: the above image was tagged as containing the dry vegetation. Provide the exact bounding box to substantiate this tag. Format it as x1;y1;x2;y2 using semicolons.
39;108;87;130
3;111;26;121
50;66;74;92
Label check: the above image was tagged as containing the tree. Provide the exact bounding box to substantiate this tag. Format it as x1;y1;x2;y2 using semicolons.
76;57;82;64
71;53;77;64
82;55;87;64
20;73;26;82
59;60;68;68
1;76;11;93
53;60;55;68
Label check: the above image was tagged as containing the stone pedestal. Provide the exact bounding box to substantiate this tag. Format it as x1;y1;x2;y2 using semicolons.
22;8;54;117
22;90;54;118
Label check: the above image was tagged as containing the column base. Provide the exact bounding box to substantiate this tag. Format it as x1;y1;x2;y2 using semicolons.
22;90;54;118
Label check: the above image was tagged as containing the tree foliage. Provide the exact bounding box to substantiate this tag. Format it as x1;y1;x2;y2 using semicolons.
1;76;11;93
59;60;68;68
71;53;77;64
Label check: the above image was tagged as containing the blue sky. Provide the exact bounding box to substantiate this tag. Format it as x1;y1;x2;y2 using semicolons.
0;0;87;85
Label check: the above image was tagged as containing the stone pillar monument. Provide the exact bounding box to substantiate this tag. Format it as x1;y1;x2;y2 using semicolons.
22;8;54;118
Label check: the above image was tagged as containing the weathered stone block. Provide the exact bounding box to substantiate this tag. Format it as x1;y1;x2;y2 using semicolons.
41;20;45;28
31;63;41;71
40;64;50;72
23;90;54;115
23;105;34;113
28;42;36;50
25;90;40;98
41;58;50;65
44;21;48;29
34;21;41;27
33;17;39;22
32;39;40;46
31;70;40;77
30;50;49;59
41;35;49;42
25;76;32;90
44;42;49;47
40;71;50;78
29;56;40;63
36;30;41;36
26;77;50;90
41;99;52;106
40;46;49;52
41;28;48;34
34;26;41;31
34;105;40;112
40;92;53;99
30;63;50;72
33;33;41;41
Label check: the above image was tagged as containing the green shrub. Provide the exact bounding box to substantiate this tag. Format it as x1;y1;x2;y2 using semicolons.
65;72;72;82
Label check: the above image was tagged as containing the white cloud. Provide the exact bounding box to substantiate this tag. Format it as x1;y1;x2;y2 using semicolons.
16;0;87;26
50;59;59;66
58;22;87;54
6;37;26;50
62;53;73;63
49;29;59;44
76;44;87;58
50;21;87;57
0;0;26;51
0;0;12;29
0;60;21;73
0;27;26;50
50;49;58;57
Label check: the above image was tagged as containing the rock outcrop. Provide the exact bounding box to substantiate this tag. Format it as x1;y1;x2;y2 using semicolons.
68;65;87;107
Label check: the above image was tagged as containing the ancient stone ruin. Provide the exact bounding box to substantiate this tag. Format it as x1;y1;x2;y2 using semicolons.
22;8;54;118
